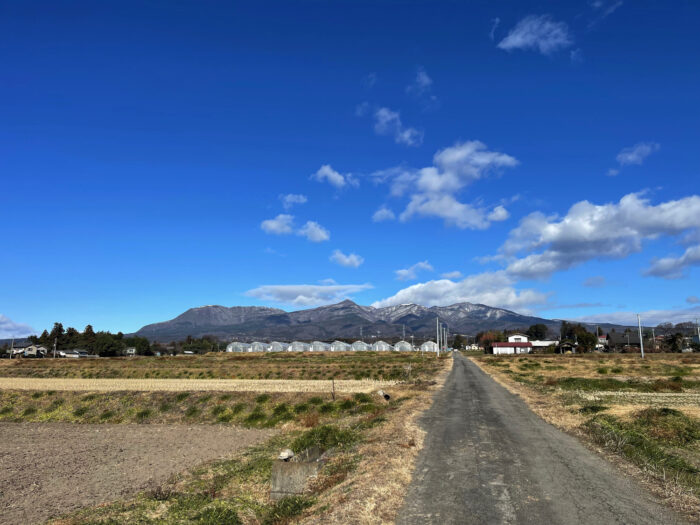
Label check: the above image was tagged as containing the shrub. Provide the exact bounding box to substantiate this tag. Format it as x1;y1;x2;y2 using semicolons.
291;425;358;453
175;392;190;402
135;409;151;421
353;393;372;404
100;410;115;420
244;408;266;425
22;406;37;417
596;367;609;375
578;404;608;415
338;399;356;410
231;403;247;414
185;406;200;418
308;396;324;405
261;496;314;525
255;394;270;404
159;402;172;412
73;406;89;417
293;403;309;414
211;405;226;416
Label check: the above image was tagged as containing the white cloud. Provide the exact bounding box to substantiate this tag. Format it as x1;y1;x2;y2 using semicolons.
500;192;700;279
311;164;358;189
377;141;518;229
373;107;423;147
576;305;700;327
372;271;549;312
487;205;510;222
583;276;607;288
497;15;573;55
246;283;373;307
616;142;660;166
298;221;330;242
279;193;307;210
489;17;501;41
330;249;364;268
395;261;434;281
372;206;396;222
261;214;295;235
0;314;36;339
607;168;620;177
406;66;433;97
363;72;377;89
441;271;463;280
644;245;700;279
687;296;700;304
589;0;623;25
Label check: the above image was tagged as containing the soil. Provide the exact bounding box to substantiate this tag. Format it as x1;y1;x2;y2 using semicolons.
0;422;275;525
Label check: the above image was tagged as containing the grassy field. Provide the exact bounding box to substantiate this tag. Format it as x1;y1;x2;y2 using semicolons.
0;351;442;381
472;353;700;519
0;351;451;524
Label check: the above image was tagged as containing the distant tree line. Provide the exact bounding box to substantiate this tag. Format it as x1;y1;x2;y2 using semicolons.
27;323;151;357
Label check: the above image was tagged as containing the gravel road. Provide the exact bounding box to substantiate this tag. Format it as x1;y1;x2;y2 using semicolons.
0;423;275;525
396;353;687;525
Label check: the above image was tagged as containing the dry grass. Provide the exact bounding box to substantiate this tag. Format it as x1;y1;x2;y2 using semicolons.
0;377;397;393
299;359;452;524
0;351;443;382
471;353;700;522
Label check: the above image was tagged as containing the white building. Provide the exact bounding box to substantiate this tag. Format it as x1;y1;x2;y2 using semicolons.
372;340;393;351
269;341;287;352
420;341;439;353
507;333;529;343
250;342;269;352
311;341;330;352
330;341;351;352
290;341;310;352
530;340;558;350
226;342;251;353
492;342;532;355
351;341;370;351
394;340;413;352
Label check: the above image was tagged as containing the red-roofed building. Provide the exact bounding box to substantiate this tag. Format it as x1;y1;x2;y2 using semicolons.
492;342;532;355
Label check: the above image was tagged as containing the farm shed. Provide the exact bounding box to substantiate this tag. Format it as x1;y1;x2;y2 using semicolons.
311;341;330;352
372;341;393;351
394;340;413;352
351;341;370;351
250;342;269;352
330;341;350;352
269;342;288;352
290;341;310;352
420;341;438;353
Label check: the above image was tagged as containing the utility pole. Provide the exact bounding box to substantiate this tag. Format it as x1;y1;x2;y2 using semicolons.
53;337;57;359
360;326;363;342
637;314;645;359
9;338;13;359
410;334;414;350
652;328;657;352
402;324;405;340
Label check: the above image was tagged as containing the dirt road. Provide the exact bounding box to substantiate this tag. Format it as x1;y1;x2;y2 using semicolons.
396;353;687;525
0;423;274;525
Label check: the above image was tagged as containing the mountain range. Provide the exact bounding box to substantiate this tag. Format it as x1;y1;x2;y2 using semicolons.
134;300;569;341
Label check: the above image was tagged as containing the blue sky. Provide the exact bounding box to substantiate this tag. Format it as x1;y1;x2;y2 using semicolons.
3;0;700;336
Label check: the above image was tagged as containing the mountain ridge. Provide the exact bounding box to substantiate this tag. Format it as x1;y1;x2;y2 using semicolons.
133;300;565;341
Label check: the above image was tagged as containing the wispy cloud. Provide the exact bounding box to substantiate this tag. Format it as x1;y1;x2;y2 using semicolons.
374;140;518;229
363;72;377;89
588;0;623;28
644;245;700;280
372;271;548;313
298;221;330;242
441;270;463;280
489;17;501;41
279;193;307;210
497;15;573;56
311;164;359;189
499;192;700;280
406;67;433;97
608;142;660;176
583;276;607;288
246;283;373;307
261;214;294;235
373;107;424;147
687;296;700;304
396;261;434;281
372;206;396;222
330;249;364;268
0;314;36;339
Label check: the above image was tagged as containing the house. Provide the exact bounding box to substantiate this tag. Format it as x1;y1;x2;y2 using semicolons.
530;340;558;350
607;332;641;350
492;342;532;355
23;345;47;358
125;347;137;357
507;333;529;343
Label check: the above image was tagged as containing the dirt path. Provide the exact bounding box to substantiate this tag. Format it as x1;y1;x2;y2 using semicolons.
0;377;395;393
0;422;275;525
396;353;687;525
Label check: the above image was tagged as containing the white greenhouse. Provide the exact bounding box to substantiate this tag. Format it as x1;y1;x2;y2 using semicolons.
226;342;251;353
421;341;439;353
250;342;269;352
351;341;370;351
269;341;287;352
290;341;310;352
330;341;351;352
372;340;393;351
394;340;413;352
312;341;330;352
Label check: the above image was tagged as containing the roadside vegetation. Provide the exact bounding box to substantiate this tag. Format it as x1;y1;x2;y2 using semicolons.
473;353;700;518
0;351;442;381
47;362;450;525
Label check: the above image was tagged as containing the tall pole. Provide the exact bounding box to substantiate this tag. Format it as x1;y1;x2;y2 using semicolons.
9;338;13;359
652;328;656;352
436;318;440;354
53;337;57;359
637;314;645;359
